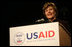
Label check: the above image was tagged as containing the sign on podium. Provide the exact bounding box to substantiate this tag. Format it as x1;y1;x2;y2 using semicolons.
9;22;60;46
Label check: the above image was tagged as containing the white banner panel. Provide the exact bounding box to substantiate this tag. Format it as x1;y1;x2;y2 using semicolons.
9;22;60;46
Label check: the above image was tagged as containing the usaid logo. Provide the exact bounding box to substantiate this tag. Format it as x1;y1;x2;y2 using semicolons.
14;32;24;45
26;30;55;40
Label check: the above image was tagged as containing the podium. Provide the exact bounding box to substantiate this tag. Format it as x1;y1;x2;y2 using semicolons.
9;22;60;46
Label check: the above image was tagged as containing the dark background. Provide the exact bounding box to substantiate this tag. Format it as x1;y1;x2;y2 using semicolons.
7;0;71;27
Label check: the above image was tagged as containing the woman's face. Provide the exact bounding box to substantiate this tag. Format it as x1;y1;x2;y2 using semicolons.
45;6;56;19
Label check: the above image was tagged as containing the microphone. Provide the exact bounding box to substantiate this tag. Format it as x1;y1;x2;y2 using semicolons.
35;18;45;22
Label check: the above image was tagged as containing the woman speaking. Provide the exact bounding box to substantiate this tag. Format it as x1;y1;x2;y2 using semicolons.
35;2;71;46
